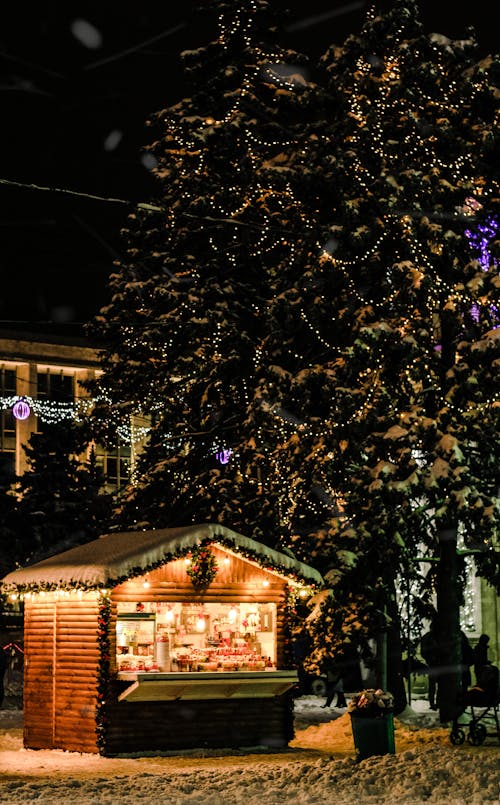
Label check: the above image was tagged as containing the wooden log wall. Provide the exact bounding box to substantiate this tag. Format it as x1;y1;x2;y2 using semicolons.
103;693;295;756
23;598;55;749
23;594;101;753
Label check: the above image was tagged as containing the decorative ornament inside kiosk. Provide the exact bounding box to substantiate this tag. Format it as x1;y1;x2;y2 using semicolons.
12;399;31;420
186;546;218;590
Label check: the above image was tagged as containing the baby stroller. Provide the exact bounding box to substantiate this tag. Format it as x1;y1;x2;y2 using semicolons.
449;663;500;746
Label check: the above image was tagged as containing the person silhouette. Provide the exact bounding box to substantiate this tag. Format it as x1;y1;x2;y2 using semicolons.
473;634;490;685
322;664;347;709
460;630;474;692
420;621;439;710
320;647;352;709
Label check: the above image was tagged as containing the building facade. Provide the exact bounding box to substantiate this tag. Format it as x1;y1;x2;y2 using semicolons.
0;325;136;491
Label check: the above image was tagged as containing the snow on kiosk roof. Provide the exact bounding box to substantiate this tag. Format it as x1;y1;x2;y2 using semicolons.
1;522;323;592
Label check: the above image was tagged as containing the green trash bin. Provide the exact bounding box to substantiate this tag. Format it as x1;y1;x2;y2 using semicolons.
350;712;395;762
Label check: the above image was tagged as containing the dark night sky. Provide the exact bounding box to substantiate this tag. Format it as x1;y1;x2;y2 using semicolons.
0;1;496;329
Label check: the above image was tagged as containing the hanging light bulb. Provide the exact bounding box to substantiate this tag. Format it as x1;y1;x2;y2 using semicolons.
196;613;206;632
165;606;174;623
228;605;237;624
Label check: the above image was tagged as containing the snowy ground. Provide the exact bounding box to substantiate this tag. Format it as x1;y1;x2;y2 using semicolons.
0;693;499;804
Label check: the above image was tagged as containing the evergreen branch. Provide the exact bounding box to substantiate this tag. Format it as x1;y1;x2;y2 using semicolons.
393;206;479;224
181;210;298;235
182;211;261;229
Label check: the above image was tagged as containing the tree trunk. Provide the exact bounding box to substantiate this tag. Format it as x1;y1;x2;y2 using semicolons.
386;582;408;715
435;526;462;723
374;585;408;715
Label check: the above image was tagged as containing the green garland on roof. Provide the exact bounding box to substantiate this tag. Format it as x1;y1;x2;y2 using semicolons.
1;536;322;595
213;535;321;589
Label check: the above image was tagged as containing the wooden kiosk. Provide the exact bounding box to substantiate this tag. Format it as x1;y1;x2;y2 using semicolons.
1;523;322;756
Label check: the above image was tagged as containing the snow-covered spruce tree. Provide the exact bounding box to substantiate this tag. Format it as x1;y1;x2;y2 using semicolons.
291;1;500;719
0;480;20;578
14;421;112;566
84;0;329;544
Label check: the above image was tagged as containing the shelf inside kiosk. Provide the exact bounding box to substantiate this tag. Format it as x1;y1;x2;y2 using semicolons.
116;601;277;674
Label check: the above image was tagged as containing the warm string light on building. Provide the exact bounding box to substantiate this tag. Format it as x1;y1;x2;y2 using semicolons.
0;394;151;446
0;395;93;424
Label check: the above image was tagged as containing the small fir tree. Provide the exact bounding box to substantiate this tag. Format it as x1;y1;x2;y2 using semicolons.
15;420;112;565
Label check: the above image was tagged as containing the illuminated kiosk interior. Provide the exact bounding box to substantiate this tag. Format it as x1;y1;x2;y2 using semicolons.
116;600;277;674
1;523;323;756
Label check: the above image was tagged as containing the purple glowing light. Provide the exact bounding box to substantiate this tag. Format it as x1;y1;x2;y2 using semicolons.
465;214;499;328
465;215;498;271
12;400;30;420
215;449;232;465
